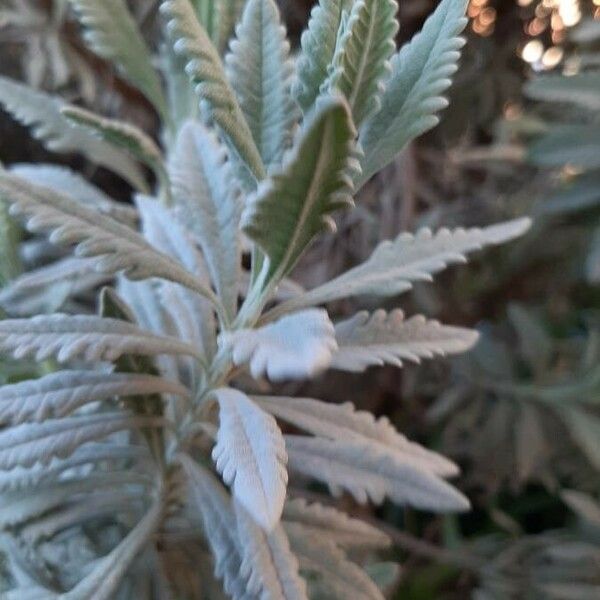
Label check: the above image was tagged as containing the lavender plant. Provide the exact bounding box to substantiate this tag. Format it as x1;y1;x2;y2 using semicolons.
0;0;530;597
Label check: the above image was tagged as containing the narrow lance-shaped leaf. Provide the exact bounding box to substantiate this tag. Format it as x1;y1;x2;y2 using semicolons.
212;388;288;530
169;121;241;321
0;370;189;425
285;435;470;512
226;0;298;169
283;498;391;550
0;412;162;470
235;503;308;599
60;107;170;200
134;196;217;358
0;314;200;363
266;218;531;319
285;523;383;600
219;309;337;381
0;173;222;309
63;496;165;600
242;95;360;284
255;395;458;476
293;0;354;114
11;164;138;227
161;0;267;183
359;0;469;186
67;0;167;117
331;309;479;372
178;454;251;598
524;73;600;111
326;0;398;126
0;76;146;191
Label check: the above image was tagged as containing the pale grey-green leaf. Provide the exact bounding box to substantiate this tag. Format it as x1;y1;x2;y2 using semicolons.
219;309;337;381
359;0;468;185
212;388;287;530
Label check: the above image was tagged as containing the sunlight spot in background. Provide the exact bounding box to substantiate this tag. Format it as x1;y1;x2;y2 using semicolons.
468;0;598;71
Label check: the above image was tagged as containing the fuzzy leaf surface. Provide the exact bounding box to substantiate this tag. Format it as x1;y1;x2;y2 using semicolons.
226;0;298;168
0;314;199;363
220;309;337;381
169;121;241;320
0;174;219;304
212;388;287;530
0;76;146;190
67;0;167;116
293;0;354;113
327;0;398;126
331;309;479;372
285;435;470;511
161;0;266;181
235;504;308;599
255;396;458;476
359;0;468;184
242;95;359;282
269;218;530;316
0;370;189;425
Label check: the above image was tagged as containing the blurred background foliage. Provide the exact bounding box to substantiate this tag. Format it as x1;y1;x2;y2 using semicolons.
0;0;599;597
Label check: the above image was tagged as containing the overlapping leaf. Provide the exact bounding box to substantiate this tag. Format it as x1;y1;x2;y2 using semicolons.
293;0;354;113
0;76;146;190
326;0;398;126
242;95;360;282
226;0;298;168
169;121;241;320
220;309;337;381
67;0;167;116
212;388;288;530
0;174;219;304
331;309;479;372
285;435;470;511
359;0;468;185
161;0;266;182
268;218;530;317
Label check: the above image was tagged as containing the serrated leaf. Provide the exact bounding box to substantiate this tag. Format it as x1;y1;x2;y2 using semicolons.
285;522;384;600
63;496;164;600
226;0;298;169
331;309;478;372
326;0;398;126
0;173;221;307
359;0;468;185
0;370;189;425
178;454;251;599
60;106;169;196
283;498;391;549
268;218;530;318
285;435;470;512
169;121;241;320
0;472;146;528
67;0;167;117
235;503;308;599
0;76;146;190
219;309;337;381
524;73;600;110
135;195;217;351
0;314;200;363
293;0;354;113
10;164;137;226
0;443;147;493
255;395;458;476
161;0;266;182
212;388;287;530
242;95;359;282
0;412;161;469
